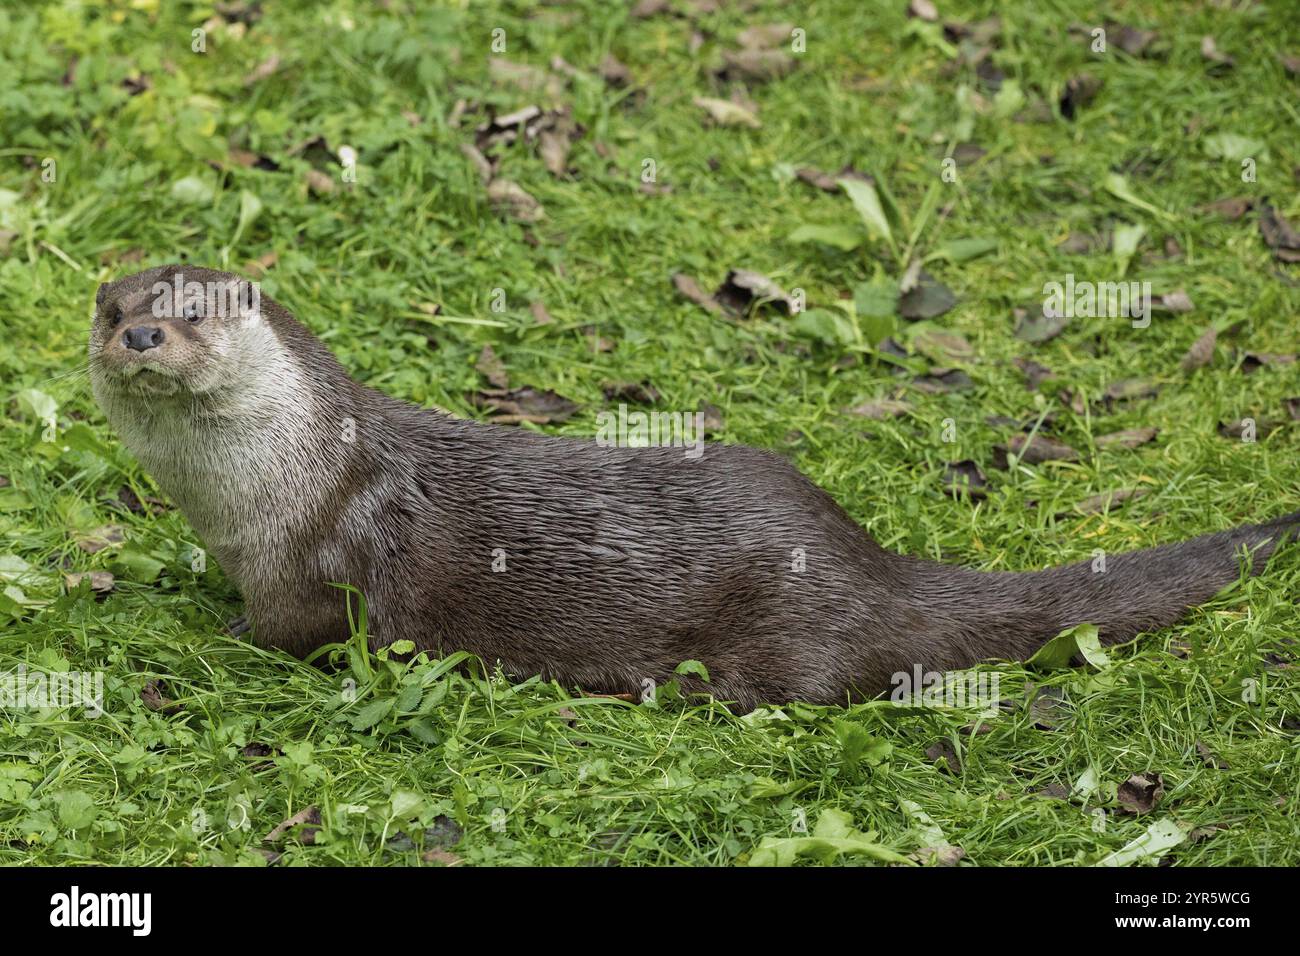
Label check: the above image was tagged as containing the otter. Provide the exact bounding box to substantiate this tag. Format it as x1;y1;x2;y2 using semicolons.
89;265;1298;711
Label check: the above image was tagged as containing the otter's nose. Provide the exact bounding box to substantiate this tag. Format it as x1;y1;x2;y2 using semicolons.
123;326;165;352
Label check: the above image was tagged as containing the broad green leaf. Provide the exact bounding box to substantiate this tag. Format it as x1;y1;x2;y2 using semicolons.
390;789;424;819
1028;622;1109;670
351;696;394;731
1112;222;1146;275
748;808;914;866
1202;133;1264;161
1095;819;1186;867
675;659;711;682
993;79;1025;119
793;308;856;347
927;237;998;263
170;175;215;205
788;223;863;251
852;271;900;346
838;177;893;247
1104;173;1172;222
15;388;57;423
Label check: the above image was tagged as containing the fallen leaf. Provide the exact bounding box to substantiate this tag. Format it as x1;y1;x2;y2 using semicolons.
693;96;761;128
1066;488;1147;516
1103;378;1159;402
913;330;972;364
1195;741;1228;770
631;0;668;16
227;148;279;171
848;398;911;421
1014;305;1068;343
1110;23;1157;57
1217;418;1279;439
1012;356;1054;390
475;345;509;389
242;54;281;87
77;525;125;554
529;301;554;325
1026;685;1069;727
141;679;180;714
1200;196;1252;220
913;844;965;866
897;271;957;320
597;53;631;87
1240;352;1296;374
486;179;544;222
122;73;151;96
1259;203;1300;261
671;273;722;314
1187;823;1228;844
602;381;661;404
907;0;938;22
719;48;796;83
475;105;542;148
1095;427;1157;450
1117;773;1164;815
64;571;114;594
737;23;795;48
1060;73;1101;119
264;806;321;844
1200;35;1234;69
422;848;463;866
999;433;1078;465
911;369;972;393
1159;289;1194;312
1180;325;1217;372
795;166;839;192
1095;818;1185;866
472;387;580;425
942;460;988;499
459;144;494;184
714;269;792;315
489;57;564;98
701;403;725;435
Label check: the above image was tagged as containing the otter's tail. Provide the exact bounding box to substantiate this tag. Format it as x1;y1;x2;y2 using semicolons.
901;510;1300;670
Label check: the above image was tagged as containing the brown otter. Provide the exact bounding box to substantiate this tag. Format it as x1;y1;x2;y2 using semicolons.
89;264;1298;711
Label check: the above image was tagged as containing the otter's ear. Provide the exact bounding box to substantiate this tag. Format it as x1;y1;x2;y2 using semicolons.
95;282;110;306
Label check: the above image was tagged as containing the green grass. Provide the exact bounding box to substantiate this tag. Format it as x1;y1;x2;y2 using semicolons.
1;0;1298;866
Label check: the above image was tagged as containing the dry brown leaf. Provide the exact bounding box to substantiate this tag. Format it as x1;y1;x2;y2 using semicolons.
264;806;321;844
486;179;544;222
242;54;281;87
1117;773;1164;814
64;571;114;593
472;386;580;425
693;96;760;128
475;345;509;389
1095;427;1157;450
1179;326;1217;372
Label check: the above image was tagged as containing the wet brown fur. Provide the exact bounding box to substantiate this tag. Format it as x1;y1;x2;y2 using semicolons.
90;266;1300;711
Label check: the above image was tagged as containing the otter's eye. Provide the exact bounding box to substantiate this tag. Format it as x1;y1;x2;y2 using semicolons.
109;307;123;327
183;302;204;323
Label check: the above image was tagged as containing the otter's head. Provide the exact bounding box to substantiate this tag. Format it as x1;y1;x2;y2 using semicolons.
89;264;276;400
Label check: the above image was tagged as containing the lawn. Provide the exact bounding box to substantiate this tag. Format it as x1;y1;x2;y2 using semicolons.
1;0;1298;866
